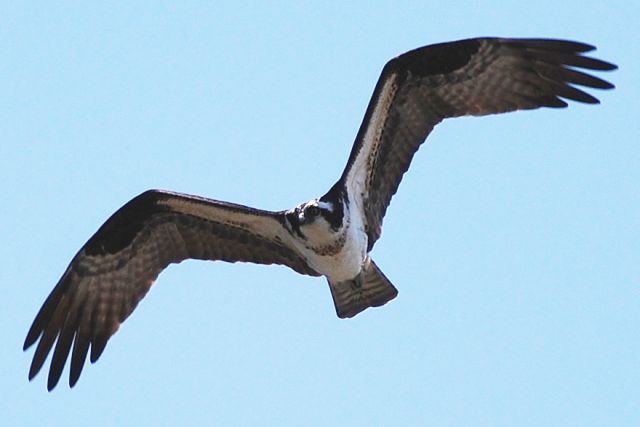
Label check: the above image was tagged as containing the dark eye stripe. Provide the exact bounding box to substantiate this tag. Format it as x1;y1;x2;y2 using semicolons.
306;206;320;216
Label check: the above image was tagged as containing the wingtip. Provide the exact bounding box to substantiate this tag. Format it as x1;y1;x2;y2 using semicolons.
47;376;60;392
600;79;616;90
28;358;44;383
69;373;81;388
23;325;41;351
27;367;38;382
584;57;618;71
89;335;109;364
596;59;618;72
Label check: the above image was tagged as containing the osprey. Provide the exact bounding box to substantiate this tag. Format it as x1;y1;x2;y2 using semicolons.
24;37;616;390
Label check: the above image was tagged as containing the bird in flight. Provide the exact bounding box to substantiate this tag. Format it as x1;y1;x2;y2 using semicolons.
24;37;616;390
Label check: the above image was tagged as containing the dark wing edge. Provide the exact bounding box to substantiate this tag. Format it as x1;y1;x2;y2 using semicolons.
338;37;616;248
24;189;318;390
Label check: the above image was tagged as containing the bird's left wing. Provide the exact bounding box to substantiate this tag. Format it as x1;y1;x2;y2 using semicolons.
24;189;318;390
338;37;616;249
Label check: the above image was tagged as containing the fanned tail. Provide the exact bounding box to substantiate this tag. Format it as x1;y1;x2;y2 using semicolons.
328;258;398;318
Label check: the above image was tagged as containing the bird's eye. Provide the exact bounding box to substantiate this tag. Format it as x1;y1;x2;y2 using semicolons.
306;206;320;217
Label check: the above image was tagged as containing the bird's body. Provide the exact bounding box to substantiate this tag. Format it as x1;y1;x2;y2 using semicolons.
288;197;367;283
24;37;616;390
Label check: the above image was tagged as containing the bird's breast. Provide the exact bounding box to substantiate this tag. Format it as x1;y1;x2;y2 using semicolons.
300;206;368;283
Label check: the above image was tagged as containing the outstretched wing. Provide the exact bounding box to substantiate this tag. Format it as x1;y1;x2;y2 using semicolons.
24;189;319;390
338;38;616;249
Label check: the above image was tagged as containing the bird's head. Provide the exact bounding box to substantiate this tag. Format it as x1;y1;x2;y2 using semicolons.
298;200;334;224
285;197;344;241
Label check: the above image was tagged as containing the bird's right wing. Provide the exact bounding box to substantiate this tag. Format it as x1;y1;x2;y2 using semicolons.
24;189;319;390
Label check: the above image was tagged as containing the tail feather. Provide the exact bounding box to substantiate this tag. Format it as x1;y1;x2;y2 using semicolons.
328;258;398;318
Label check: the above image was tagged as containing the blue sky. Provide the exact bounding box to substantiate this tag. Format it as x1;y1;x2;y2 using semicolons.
2;2;638;426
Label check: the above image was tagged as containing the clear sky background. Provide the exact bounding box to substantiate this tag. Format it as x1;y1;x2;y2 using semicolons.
2;2;638;426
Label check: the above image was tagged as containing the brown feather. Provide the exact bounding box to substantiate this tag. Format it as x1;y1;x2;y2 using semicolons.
339;37;616;248
24;189;319;389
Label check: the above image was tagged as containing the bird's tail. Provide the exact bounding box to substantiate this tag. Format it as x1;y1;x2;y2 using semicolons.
328;257;398;318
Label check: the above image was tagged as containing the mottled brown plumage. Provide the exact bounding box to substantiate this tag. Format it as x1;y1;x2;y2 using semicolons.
24;190;319;390
24;37;615;390
340;38;615;248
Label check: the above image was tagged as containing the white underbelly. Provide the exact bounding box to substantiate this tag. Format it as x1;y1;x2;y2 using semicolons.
305;228;367;282
303;203;369;282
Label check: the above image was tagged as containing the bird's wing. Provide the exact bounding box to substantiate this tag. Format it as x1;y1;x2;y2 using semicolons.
338;37;616;249
24;189;318;390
